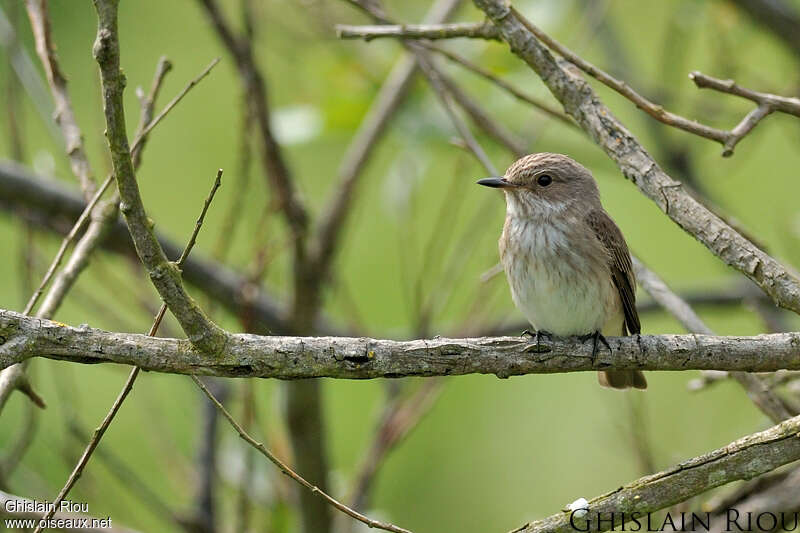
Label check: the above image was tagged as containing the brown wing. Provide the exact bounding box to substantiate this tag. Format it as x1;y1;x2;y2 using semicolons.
586;209;640;335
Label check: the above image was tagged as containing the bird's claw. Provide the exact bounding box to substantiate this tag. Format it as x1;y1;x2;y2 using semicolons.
522;329;552;352
579;331;611;365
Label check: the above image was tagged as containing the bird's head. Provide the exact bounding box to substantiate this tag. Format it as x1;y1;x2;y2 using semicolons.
477;153;600;217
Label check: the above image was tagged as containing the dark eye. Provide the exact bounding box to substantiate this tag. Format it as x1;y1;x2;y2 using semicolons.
537;174;552;186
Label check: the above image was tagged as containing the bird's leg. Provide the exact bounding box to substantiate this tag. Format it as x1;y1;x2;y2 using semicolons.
522;329;552;351
579;331;611;365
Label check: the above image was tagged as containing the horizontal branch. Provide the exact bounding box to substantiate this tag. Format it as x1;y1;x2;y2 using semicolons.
513;412;800;533
2;310;800;379
336;22;500;41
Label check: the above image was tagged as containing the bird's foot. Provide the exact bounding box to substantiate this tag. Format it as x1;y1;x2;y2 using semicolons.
522;329;552;352
579;331;611;365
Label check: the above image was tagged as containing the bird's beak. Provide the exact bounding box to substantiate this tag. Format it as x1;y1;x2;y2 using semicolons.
476;177;516;189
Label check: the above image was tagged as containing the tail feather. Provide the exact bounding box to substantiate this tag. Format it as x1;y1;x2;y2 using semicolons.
598;370;647;390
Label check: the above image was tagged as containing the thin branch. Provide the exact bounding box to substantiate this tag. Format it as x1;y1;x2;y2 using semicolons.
336;21;500;41
21;176;113;318
24;0;97;200
507;12;800;157
187;379;228;533
312;0;462;286
196;0;308;264
345;1;499;176
32;170;223;532
372;18;800;157
510;413;800;533
65;422;186;529
437;70;528;157
0;3;62;142
4;312;800;378
134;58;220;148
416;51;498;174
132;56;172;168
471;0;800;317
417;42;575;127
191;376;413;533
690;70;800;116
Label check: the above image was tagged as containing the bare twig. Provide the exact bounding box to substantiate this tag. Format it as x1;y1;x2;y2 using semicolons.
508;11;800;157
21;176;113;318
416;52;498;174
437;70;528;157
193;6;329;527
417;42;575;127
336;21;500;41
188;379;228;533
24;0;97;199
690;70;800;115
0;3;61;142
132;56;172;168
65;422;186;529
196;0;308;263
134;58;220;149
191;376;414;533
371;18;800;157
312;0;462;287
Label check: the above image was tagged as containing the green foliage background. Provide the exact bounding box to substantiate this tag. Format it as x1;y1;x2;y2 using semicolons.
1;0;800;531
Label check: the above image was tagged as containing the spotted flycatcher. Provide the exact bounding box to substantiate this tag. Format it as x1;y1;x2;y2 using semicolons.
478;153;646;389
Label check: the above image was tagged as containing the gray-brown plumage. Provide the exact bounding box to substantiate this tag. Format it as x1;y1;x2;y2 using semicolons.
478;153;646;390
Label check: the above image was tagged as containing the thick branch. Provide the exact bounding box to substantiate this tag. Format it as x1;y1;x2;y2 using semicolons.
336;22;500;41
472;0;800;316
92;0;226;353
3;310;800;378
512;413;800;533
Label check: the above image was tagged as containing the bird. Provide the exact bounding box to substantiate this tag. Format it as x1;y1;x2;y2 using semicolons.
477;153;646;389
